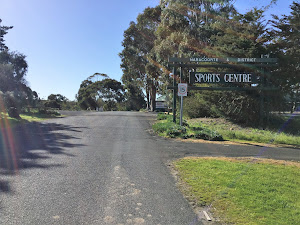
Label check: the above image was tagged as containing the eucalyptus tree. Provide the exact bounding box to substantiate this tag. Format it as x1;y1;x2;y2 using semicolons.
120;22;149;107
76;74;125;111
120;6;162;111
44;94;68;109
156;1;286;124
76;79;97;110
155;0;234;82
155;0;238;119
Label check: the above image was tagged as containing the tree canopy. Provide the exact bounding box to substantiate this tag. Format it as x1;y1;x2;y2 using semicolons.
0;19;37;118
119;0;300;123
77;74;126;111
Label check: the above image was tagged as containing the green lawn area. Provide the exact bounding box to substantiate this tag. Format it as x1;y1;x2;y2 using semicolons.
174;157;300;225
153;113;300;147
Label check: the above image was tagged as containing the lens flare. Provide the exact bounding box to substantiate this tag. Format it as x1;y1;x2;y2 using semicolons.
0;95;19;172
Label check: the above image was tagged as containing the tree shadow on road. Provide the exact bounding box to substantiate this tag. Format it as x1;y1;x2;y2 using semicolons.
0;180;10;193
0;121;87;195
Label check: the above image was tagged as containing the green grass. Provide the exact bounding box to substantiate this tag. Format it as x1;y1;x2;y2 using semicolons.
174;157;300;225
0;111;61;127
153;113;222;140
153;113;300;146
152;119;187;138
189;117;300;147
221;129;300;146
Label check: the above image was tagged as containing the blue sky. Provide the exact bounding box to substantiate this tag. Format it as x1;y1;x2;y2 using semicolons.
0;0;295;100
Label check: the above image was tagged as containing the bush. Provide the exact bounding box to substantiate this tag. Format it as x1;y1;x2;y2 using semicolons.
183;92;221;118
38;108;60;116
8;107;21;119
157;112;170;120
192;126;223;141
154;112;223;140
152;121;173;133
153;120;186;138
194;129;223;141
167;124;186;138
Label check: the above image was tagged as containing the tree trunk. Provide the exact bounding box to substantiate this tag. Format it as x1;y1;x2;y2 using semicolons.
146;83;150;110
149;81;156;112
291;91;295;114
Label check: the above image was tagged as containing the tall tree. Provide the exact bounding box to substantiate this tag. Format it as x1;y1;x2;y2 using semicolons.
76;75;125;111
76;79;98;110
156;1;284;124
0;19;35;118
123;82;146;111
154;0;235;91
269;2;300;112
120;6;162;111
0;19;13;51
209;8;272;124
44;94;68;109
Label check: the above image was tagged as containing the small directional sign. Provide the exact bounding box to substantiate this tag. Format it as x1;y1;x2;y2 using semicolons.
178;83;188;96
189;72;257;84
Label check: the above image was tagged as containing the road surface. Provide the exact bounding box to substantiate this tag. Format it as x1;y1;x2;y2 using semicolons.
0;111;299;225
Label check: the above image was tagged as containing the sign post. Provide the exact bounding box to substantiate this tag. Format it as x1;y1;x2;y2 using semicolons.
178;83;187;126
172;67;177;123
168;56;278;127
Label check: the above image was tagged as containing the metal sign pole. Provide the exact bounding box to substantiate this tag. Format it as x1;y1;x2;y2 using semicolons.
260;55;265;129
180;96;183;126
172;66;176;123
180;66;183;126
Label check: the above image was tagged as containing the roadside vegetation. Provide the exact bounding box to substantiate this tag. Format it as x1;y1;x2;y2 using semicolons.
153;113;300;147
189;115;300;146
153;113;223;140
0;109;61;128
173;157;300;225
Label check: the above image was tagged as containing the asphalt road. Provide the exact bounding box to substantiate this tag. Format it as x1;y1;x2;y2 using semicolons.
0;111;299;225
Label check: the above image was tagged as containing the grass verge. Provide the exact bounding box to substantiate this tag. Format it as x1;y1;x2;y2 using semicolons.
189;117;300;147
153;113;223;140
173;157;300;225
152;113;300;146
0;111;61;127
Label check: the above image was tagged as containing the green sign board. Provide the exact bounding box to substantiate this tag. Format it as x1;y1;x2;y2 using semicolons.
189;72;257;84
169;57;278;63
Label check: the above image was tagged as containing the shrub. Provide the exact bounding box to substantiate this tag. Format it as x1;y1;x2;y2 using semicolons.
154;113;223;140
38;108;60;116
167;124;186;138
153;120;187;138
157;112;170;120
8;107;21;119
193;127;223;141
183;92;221;118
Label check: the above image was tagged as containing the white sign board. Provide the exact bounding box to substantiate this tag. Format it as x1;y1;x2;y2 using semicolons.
178;83;188;96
